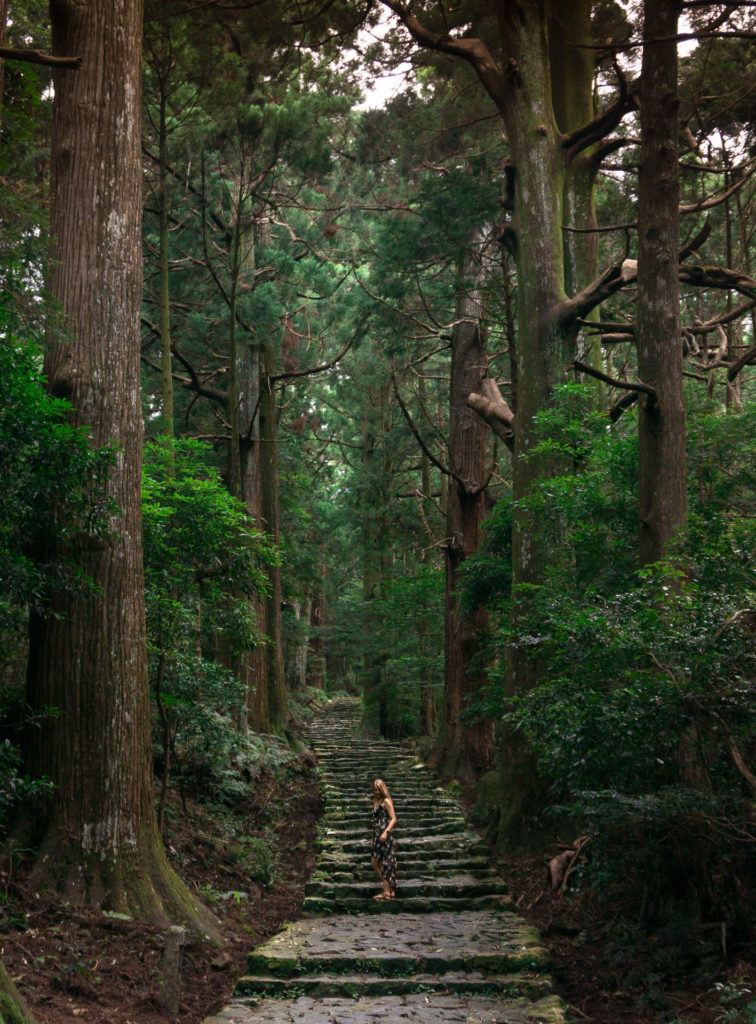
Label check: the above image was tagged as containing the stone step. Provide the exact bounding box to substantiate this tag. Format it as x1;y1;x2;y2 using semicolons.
316;865;496;882
245;911;546;974
319;833;487;855
317;850;490;870
318;852;491;869
207;994;566;1023
302;893;513;915
235;971;553;1000
305;875;509;900
319;821;467;839
324;810;459;823
322;797;456;809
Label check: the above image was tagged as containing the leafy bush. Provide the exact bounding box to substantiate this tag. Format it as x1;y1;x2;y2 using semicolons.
0;307;114;660
142;438;279;801
463;387;755;932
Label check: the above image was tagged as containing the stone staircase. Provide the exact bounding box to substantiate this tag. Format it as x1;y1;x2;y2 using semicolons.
206;697;564;1023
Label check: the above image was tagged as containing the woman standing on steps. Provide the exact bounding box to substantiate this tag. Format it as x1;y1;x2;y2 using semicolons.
371;779;397;900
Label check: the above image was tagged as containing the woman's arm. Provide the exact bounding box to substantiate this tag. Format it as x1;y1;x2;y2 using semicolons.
380;798;397;841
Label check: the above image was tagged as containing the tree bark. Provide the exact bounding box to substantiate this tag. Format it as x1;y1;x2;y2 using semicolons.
0;957;37;1024
158;79;174;436
259;349;288;731
24;0;215;934
636;0;686;565
548;0;604;394
287;596;310;691
361;379;391;735
442;231;494;776
236;222;270;732
308;573;326;690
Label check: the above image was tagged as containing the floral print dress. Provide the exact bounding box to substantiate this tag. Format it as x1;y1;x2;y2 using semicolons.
372;800;397;892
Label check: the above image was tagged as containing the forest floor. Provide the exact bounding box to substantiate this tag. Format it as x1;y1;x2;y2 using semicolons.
0;759;323;1024
499;847;755;1024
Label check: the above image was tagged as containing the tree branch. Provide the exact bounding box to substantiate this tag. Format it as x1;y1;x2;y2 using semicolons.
391;373;469;493
562;69;638;164
679;263;756;301
727;344;756;381
574;360;657;405
270;313;370;383
680;159;755;214
466;377;515;451
559;259;638;324
0;45;81;68
380;0;507;110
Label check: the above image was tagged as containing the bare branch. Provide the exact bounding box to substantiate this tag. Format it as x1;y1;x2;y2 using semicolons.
574;360;657;405
680;159;756;214
559;259;638;324
271;313;370;383
727;344;756;380
391;373;470;492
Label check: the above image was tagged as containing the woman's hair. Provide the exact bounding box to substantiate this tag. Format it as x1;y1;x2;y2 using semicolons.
372;778;390;801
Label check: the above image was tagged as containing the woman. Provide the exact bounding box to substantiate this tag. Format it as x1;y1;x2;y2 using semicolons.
371;778;397;900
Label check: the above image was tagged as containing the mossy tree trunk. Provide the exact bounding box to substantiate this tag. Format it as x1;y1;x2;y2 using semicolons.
442;232;495;776
24;0;216;936
0;959;36;1024
383;0;634;835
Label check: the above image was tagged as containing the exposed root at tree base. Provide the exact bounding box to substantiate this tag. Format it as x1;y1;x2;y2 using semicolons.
1;765;322;1024
27;825;221;943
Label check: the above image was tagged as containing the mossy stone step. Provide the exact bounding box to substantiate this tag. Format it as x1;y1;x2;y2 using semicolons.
245;911;547;974
207;994;565;1024
319;821;467;839
317;847;485;864
206;699;564;1024
305;875;508;899
302;893;513;915
324;813;465;827
318;862;495;881
235;971;553;1000
319;833;487;855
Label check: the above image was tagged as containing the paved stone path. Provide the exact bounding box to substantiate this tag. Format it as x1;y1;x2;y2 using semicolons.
206;697;564;1023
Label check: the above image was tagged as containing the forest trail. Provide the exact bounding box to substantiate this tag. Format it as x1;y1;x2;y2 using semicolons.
205;697;564;1023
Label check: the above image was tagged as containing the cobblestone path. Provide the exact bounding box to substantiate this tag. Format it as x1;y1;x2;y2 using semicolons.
206;697;564;1023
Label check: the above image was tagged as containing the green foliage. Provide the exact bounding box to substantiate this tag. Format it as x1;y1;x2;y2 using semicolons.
0;314;115;650
233;834;277;888
357;564;444;737
142;438;279;798
464;391;755;930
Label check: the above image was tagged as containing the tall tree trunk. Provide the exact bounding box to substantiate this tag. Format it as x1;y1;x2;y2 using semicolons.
361;380;390;735
158;79;174;435
259;350;288;732
236;221;270;732
308;571;326;690
636;0;686;565
443;232;494;776
24;0;214;933
549;0;604;392
287;595;310;691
